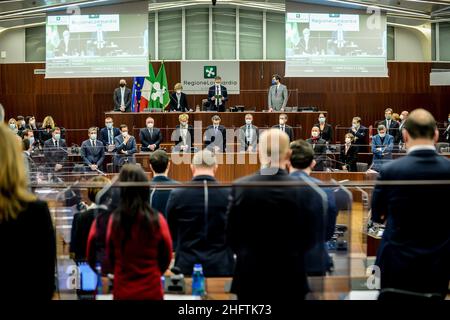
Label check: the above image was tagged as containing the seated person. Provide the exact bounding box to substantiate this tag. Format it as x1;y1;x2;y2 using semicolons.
22;129;39;153
204;114;226;152
172;113;194;153
314;113;333;143
80;127;105;172
22;138;37;185
239;114;259;152
306;126;327;171
139;117;162;152
113;125;137;172
371;124;394;172
169;83;191;112
272;113;294;142
340;133;358;172
166;150;234;276
100;117;121;152
43;127;67;173
289;139;338;275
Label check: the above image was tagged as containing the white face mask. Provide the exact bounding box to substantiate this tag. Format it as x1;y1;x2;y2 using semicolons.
215;82;221;86
319;117;326;123
312;131;319;138
279;119;285;125
147;123;154;129
180;122;187;127
245;119;252;125
90;134;97;140
379;133;386;138
345;138;352;144
122;132;128;138
176;90;181;94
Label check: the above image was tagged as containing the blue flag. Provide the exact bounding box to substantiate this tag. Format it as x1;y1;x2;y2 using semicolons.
131;77;145;112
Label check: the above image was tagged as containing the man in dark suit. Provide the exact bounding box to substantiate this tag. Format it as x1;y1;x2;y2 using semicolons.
443;112;450;143
113;124;137;172
379;108;400;144
272;113;294;142
99;117;121;152
306;126;327;171
113;79;132;112
371;109;450;298
227;129;321;300
167;150;234;277
169;83;191;112
207;76;228;112
204;114;226;152
349;116;367;152
80;127;105;172
43;127;67;173
149;150;179;218
172;113;194;153
239;114;259;152
139;117;162;152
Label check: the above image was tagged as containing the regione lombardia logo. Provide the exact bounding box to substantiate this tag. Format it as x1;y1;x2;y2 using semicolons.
204;66;217;79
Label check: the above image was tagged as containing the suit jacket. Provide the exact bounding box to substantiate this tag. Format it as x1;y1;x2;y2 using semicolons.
150;175;179;219
290;171;338;274
43;138;68;166
272;124;294;142
371;134;394;172
239;124;259;152
306;138;327;171
204;125;227;152
99;127;121;148
371;149;450;296
113;87;132;112
268;84;288;111
80;139;105;167
169;92;190;112
340;144;358;172
207;85;228;112
348;125;367;148
113;135;137;167
443;124;450;143
166;175;234;277
315;123;333;142
172;125;194;152
226;168;321;300
298;36;319;54
139;127;162;151
0;200;56;300
379;119;400;144
56;39;78;56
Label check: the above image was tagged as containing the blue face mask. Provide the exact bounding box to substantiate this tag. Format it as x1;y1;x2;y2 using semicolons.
448;118;450;123
272;80;276;85
106;123;113;129
29;137;35;145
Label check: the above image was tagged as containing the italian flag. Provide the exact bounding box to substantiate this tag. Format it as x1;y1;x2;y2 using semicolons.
140;63;156;110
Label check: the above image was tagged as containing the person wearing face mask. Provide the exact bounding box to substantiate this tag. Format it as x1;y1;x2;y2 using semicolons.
113;124;137;172
22;129;38;153
207;76;228;112
16;116;26;137
340;133;358;172
43;127;68;173
268;74;288;112
205;115;227;152
314;113;333;143
80;127;105;172
113;79;132;112
8;118;19;135
398;111;409;146
25;116;40;145
442;113;450;143
172;114;194;153
140;117;162;152
379;108;400;144
22;138;37;186
169;83;190;112
348;116;367;152
370;124;393;172
239;114;259;152
306;126;327;171
100;117;121;152
272;113;294;142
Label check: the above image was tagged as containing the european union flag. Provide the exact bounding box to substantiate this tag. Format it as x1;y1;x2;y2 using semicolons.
131;77;145;112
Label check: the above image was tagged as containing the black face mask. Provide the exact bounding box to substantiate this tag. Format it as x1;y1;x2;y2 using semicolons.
120;84;125;88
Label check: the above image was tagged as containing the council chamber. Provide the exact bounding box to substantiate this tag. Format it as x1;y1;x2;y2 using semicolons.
0;0;449;310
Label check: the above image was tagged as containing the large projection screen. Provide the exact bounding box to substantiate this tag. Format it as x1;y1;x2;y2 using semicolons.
285;2;388;77
45;2;148;78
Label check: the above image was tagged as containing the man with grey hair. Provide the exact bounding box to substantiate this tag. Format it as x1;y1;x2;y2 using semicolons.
166;149;234;277
0;103;4;123
371;124;394;172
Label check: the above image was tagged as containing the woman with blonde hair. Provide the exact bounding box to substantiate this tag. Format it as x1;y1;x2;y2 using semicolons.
0;124;56;300
40;115;57;143
8;118;19;135
169;82;190;112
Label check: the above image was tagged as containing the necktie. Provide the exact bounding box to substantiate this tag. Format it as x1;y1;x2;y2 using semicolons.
109;129;113;144
150;128;153;138
275;85;278;95
387;120;390;130
214;126;218;134
281;125;285;132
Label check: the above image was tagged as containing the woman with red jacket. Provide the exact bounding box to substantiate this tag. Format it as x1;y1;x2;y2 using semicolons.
104;164;172;300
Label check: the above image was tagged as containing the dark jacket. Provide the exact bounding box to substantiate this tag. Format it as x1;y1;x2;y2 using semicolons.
113;87;132;112
43;138;68;167
306;138;327;171
207;85;228;112
172;125;194;152
204;125;227;152
340;144;358;172
113;134;137;167
150;175;179;218
166;175;234;277
348;125;367;150
139;127;162;151
169;92;190;112
226;168;321;300
0;200;56;300
379;119;400;144
315;123;333;143
80;139;105;167
272;124;294;142
371;149;450;297
86;207;113;273
99;127;121;148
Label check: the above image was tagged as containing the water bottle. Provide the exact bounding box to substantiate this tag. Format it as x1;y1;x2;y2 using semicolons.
191;264;205;297
95;263;103;297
